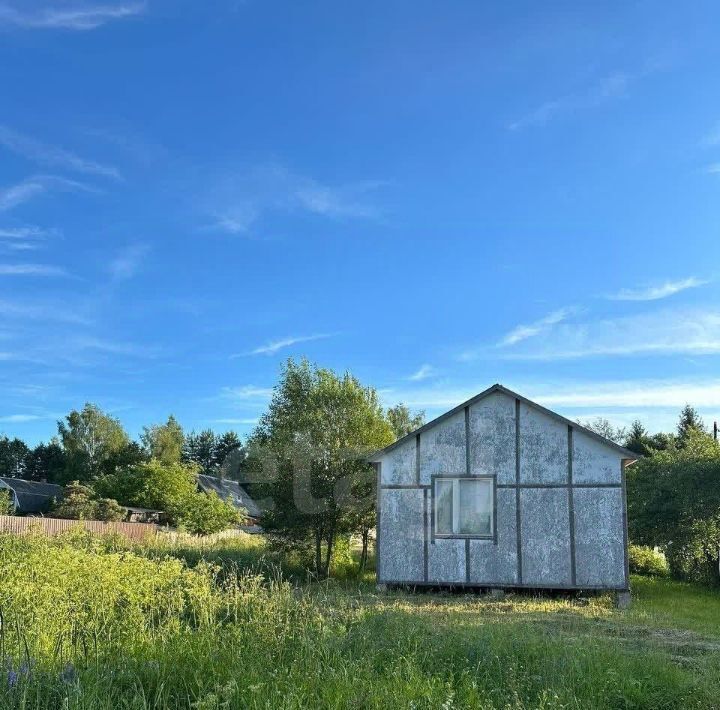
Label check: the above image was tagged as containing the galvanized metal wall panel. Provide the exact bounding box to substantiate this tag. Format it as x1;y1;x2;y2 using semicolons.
574;488;626;587
428;538;466;583
378;488;425;582
418;410;466;485
572;430;623;485
519;403;568;484
520;488;572;585
468;391;516;484
468;488;518;584
380;437;417;485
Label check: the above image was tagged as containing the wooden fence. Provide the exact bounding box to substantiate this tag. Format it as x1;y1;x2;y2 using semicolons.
0;515;160;541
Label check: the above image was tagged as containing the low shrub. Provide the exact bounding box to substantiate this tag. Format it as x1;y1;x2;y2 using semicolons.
629;544;669;577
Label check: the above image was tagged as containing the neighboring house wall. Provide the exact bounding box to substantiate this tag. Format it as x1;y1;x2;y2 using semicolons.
373;386;631;591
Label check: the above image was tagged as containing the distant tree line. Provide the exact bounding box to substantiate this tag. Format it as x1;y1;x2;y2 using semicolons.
0;368;426;548
0;408;254;534
0;409;246;485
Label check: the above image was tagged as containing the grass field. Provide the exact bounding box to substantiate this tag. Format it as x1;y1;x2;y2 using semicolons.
0;532;718;709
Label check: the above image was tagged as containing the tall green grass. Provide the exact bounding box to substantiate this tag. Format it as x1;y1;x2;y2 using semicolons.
0;531;718;709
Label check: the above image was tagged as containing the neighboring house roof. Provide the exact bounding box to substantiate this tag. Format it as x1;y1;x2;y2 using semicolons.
369;383;640;462
196;474;262;518
0;477;64;513
124;506;164;514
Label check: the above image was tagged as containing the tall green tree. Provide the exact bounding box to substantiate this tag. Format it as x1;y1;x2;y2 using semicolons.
677;404;706;445
57;404;134;482
386;404;425;439
252;359;393;577
183;430;218;475
0;437;29;478
215;431;244;480
578;417;627;444
23;441;66;482
142;415;185;464
623;420;655;457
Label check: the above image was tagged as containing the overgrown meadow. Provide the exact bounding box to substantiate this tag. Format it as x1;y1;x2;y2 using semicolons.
0;531;719;709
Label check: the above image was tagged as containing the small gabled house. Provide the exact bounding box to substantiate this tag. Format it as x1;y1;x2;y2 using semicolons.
0;477;63;515
196;474;262;524
369;384;637;595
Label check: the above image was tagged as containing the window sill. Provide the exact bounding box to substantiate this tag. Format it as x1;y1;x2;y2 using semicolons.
434;534;494;540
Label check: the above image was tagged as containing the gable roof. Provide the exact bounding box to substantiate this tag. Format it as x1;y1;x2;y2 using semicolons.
0;477;64;513
370;383;639;462
196;474;262;518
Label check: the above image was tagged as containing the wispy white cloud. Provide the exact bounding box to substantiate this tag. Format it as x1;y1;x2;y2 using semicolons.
407;364;437;381
525;379;720;410
508;56;671;131
220;385;274;401
0;263;69;277
0;414;43;423
108;243;149;280
243;333;332;356
379;378;720;435
497;307;720;360
608;276;708;301
498;307;575;347
211;417;259;426
0;175;96;212
0;298;91;324
0;225;59;252
72;336;161;357
0;125;120;180
0;225;57;240
208;164;385;234
0;179;47;212
509;72;632;130
0;2;145;31
706;164;720;175
2;242;41;252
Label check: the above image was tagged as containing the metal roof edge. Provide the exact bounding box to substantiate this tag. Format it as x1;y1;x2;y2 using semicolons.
368;383;640;462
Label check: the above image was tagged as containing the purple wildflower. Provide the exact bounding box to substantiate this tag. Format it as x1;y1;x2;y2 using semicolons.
7;669;18;689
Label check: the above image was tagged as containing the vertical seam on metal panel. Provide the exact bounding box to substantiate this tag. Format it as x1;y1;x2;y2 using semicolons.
423;488;429;582
464;406;470;475
430;474;435;544
493;474;498;545
465;406;471;583
621;460;630;591
515;398;522;584
465;537;470;583
376;462;382;583
568;426;576;587
415;434;420;486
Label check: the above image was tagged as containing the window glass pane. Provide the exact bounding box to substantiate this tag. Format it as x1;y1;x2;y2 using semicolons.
458;479;492;535
435;479;453;534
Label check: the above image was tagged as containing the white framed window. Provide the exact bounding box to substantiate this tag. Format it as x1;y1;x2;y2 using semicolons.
434;476;493;538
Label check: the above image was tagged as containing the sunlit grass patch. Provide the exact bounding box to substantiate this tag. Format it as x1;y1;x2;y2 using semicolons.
0;533;718;708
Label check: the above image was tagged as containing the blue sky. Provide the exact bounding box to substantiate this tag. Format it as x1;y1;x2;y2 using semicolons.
2;0;720;444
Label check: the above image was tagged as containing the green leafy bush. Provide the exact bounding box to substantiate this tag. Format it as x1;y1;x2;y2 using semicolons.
97;459;242;534
0;489;12;515
629;544;669;576
627;429;720;585
177;490;241;535
53;481;126;521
